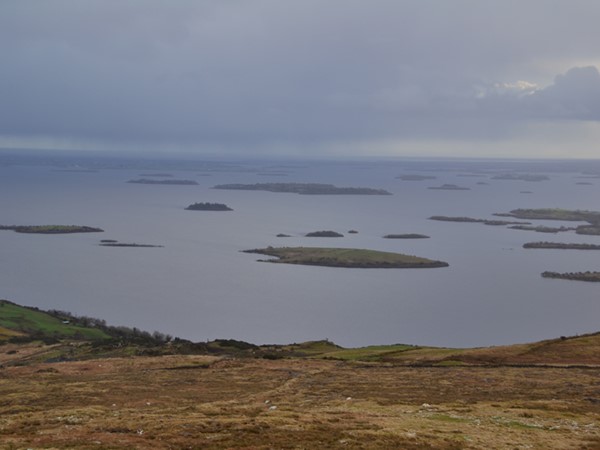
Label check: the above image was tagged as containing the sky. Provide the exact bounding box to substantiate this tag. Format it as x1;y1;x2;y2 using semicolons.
1;0;600;159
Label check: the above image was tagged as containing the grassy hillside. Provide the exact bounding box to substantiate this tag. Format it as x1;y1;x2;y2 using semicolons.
0;300;110;341
1;301;600;448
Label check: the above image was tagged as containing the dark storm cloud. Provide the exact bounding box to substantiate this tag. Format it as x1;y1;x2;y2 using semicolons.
2;0;600;152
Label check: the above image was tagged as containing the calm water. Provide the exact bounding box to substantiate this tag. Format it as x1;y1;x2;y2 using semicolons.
1;155;599;347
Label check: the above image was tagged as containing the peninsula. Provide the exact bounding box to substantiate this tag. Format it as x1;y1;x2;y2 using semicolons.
0;225;104;234
127;179;199;185
213;182;391;195
243;247;449;268
185;202;233;211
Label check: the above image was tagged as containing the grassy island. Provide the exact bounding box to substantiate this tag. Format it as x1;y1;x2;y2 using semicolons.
542;271;600;282
127;179;198;185
0;225;104;234
243;247;448;268
524;242;600;250
185;202;232;211
213;182;391;195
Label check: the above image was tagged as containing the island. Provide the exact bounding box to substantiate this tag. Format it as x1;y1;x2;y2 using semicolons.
509;225;575;233
524;242;600;250
305;230;344;237
541;271;600;282
495;208;600;235
427;184;470;190
139;173;173;177
396;174;436;181
347;230;358;234
127;179;199;185
242;247;449;268
429;216;530;226
99;242;163;248
383;233;430;239
276;233;291;238
491;174;549;182
185;202;233;211
0;225;104;234
212;182;391;195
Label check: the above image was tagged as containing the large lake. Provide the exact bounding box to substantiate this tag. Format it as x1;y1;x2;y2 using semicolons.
1;154;599;348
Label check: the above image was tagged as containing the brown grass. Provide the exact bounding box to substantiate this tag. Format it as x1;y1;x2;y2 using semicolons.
1;354;599;449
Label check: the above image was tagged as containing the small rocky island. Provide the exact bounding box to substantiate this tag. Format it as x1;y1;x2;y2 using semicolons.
185;202;233;211
542;271;600;282
243;247;449;268
127;179;199;185
0;225;104;234
306;230;344;237
213;182;391;195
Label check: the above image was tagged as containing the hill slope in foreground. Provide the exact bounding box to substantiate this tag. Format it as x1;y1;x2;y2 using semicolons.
1;300;600;449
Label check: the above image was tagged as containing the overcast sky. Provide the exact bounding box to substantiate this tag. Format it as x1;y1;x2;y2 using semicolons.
2;0;600;158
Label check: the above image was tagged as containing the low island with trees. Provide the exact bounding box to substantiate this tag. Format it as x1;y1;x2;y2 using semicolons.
212;182;391;195
185;202;233;211
0;225;104;234
541;271;600;282
243;247;449;268
305;230;344;237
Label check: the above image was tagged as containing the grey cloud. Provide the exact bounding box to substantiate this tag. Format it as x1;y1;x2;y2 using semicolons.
2;1;600;152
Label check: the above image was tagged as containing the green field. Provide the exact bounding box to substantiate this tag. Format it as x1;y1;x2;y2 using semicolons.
243;247;449;268
0;300;110;340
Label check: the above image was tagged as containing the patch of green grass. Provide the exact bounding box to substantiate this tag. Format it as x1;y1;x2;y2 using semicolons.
0;300;110;340
319;344;417;361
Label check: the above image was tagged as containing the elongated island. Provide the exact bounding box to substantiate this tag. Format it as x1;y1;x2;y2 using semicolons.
243;247;449;268
213;182;391;195
0;225;103;234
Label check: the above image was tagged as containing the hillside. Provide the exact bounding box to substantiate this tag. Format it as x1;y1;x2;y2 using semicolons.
2;300;600;449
